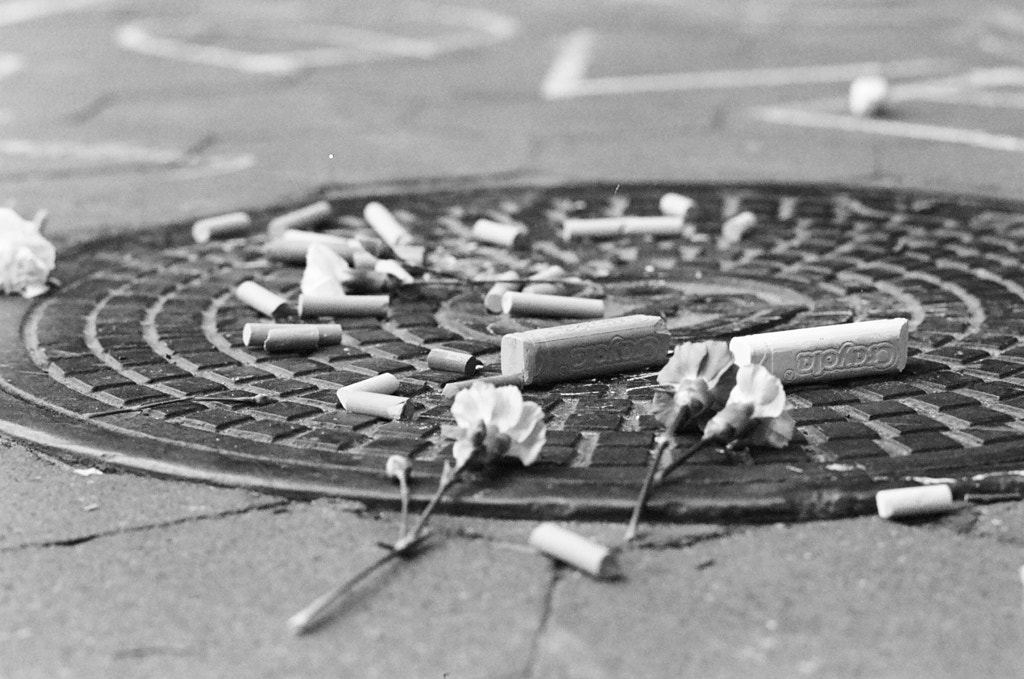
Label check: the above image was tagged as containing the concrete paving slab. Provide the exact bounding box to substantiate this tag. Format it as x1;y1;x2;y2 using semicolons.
534;515;1024;679
0;440;287;550
0;500;549;679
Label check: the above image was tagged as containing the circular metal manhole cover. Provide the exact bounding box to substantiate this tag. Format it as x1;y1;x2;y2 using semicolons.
5;180;1024;522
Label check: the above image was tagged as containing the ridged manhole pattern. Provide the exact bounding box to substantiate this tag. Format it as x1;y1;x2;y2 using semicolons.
10;182;1024;521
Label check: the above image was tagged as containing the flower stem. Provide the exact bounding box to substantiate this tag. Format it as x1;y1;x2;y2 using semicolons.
394;467;461;553
653;437;712;484
624;406;695;542
396;474;410;541
287;549;402;635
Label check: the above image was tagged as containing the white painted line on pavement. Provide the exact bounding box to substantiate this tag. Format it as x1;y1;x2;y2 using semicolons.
116;3;518;75
0;138;255;176
542;30;953;100
0;0;107;27
753;106;1024;154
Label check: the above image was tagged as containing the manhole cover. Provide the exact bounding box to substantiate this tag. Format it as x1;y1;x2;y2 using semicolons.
4;180;1024;522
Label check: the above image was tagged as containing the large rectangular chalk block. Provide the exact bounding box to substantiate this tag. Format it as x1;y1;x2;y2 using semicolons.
501;315;670;385
729;318;909;385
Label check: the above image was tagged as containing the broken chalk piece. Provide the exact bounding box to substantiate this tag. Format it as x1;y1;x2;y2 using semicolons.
561;215;683;241
501;314;670;385
242;323;342;348
718;211;757;248
263;326;321;353
876;484;953;520
501;291;605;319
658;192;696;218
529;522;621;579
267;200;333;239
235;281;290;319
427;348;481;376
849;74;889;118
483;271;522;314
441;373;525;399
471;218;527;249
336;373;400;396
337;390;410;420
298;293;389;319
729;318;909;385
363;201;414;250
191;211;252;244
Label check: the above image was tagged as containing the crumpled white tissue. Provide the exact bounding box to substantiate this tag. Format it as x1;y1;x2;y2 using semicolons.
0;208;55;298
301;243;351;297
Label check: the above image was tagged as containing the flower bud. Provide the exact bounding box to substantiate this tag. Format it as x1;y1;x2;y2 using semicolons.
385;455;410;481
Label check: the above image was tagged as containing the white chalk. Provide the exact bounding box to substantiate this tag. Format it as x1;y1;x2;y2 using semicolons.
279;230;365;260
718;211;757;248
235;281;289;319
427;348;481;376
561;215;683;241
730;318;908;385
298;293;389;319
876;484;953;520
267;200;333;238
191;211;252;243
528;523;621;579
363;201;424;266
483;271;522;313
501;315;670;385
337;390;410;420
471;218;527;249
501;291;605;319
441;373;525;399
659;192;696;218
263;326;321;353
849;75;889;118
242;323;342;348
336;373;400;396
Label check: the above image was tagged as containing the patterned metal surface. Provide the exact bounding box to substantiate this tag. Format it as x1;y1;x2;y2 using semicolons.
8;181;1024;521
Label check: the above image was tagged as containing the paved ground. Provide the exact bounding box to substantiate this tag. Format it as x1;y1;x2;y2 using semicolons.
4;1;1024;677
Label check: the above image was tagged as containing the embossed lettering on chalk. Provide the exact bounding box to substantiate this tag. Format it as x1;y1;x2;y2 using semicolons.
537;333;666;378
786;340;898;381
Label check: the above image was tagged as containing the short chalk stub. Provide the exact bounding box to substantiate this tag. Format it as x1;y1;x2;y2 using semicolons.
441;373;525;399
235;281;289;319
263;327;321;353
191;211;252;244
298;293;390;319
242;323;342;348
876;485;954;520
266;200;333;239
528;522;621;579
336;373;400;396
849;75;890;118
659;192;696;218
337;390;410;420
471;218;527;249
501;291;605;319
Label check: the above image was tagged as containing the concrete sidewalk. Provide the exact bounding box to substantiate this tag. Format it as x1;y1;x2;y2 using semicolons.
3;1;1024;677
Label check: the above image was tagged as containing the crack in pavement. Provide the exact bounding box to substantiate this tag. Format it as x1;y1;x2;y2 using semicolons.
0;498;292;553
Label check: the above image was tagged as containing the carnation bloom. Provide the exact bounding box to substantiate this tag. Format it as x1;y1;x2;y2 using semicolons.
450;382;546;470
702;364;795;448
0;208;55;298
653;341;736;431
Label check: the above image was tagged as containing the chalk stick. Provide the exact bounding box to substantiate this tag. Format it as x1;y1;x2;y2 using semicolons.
561;215;683;241
235;281;289;319
876;485;953;520
337;390;410;420
336;373;400;396
729;318;908;385
427;348;481;376
528;523;621;579
501;292;605;319
242;323;342;348
659;192;696;218
191;211;252;243
441;373;525;399
298;293;389;319
267;200;333;238
364;201;424;266
484;271;522;313
471;218;527;249
263;327;321;353
849;75;889;118
501;315;670;385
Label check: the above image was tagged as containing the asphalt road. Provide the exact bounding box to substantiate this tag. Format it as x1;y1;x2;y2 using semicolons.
4;1;1024;677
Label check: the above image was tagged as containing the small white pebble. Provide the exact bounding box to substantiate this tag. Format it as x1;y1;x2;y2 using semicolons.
849;75;889;118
